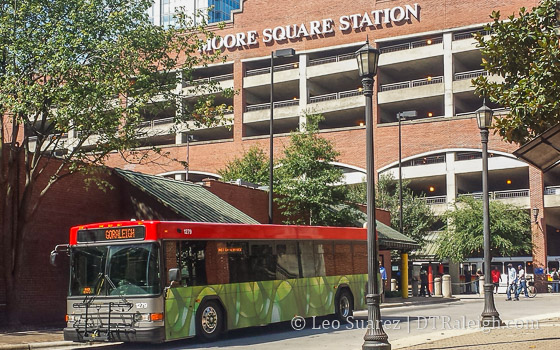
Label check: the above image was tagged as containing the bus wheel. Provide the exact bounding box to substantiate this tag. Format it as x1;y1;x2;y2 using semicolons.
196;300;224;341
335;289;354;321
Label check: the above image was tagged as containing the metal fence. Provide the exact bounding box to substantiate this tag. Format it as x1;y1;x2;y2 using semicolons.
379;37;443;54
185;73;234;86
245;99;299;112
308;53;355;66
308;89;362;103
453;30;491;41
454;70;488;81
245;63;298;77
380;76;443;92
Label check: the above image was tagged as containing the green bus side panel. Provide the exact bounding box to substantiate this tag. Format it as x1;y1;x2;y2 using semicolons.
164;274;367;340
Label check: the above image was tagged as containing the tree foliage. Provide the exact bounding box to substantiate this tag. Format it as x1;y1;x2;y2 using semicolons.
436;196;532;262
473;0;560;144
275;114;360;226
217;146;269;185
347;173;436;247
0;0;230;325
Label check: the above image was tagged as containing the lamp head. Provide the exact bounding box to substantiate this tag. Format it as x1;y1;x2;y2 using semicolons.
354;38;381;78
475;99;493;130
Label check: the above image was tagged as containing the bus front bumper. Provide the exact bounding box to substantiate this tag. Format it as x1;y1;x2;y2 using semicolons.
64;326;165;343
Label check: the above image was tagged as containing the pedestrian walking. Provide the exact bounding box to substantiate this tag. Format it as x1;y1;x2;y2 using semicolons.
515;264;529;300
491;266;501;294
506;263;517;301
552;268;560;293
420;268;431;297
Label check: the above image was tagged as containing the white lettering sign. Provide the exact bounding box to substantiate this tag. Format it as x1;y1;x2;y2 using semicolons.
201;3;420;52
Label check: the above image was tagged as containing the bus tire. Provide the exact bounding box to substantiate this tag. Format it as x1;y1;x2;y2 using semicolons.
196;300;224;341
335;289;354;321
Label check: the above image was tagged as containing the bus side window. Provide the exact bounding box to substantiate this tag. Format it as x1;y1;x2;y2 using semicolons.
300;241;326;277
227;242;250;283
334;243;353;276
275;242;299;279
178;241;207;287
322;242;336;276
352;242;367;274
250;243;276;281
164;241;179;286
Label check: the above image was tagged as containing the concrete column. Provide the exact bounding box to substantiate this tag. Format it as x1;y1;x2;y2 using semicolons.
434;277;442;296
442;274;452;297
529;166;547;292
443;32;454;117
479;275;485;296
298;54;308;130
449;262;461;295
401;252;409;298
445;151;457;206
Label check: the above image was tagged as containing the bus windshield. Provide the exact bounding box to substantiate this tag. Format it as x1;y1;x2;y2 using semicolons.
69;243;161;297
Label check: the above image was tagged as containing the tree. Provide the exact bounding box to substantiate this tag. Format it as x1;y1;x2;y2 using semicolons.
347;173;436;247
0;0;230;324
275;114;360;226
473;0;560;144
436;196;532;262
217;146;269;185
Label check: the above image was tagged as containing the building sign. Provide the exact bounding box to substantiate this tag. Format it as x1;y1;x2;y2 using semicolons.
202;3;420;52
77;226;146;243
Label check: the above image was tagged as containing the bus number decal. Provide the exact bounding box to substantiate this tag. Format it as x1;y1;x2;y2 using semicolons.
136;303;148;309
183;228;193;235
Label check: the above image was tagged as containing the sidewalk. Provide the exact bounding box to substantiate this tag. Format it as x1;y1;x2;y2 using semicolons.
398;317;560;350
0;328;69;350
353;295;460;319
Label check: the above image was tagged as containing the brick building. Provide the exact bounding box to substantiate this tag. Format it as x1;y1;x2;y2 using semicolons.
97;0;558;276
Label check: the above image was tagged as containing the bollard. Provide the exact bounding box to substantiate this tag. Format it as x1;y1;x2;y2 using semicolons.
412;279;419;297
391;278;397;291
479;275;485;296
442;274;452;298
434;277;442;296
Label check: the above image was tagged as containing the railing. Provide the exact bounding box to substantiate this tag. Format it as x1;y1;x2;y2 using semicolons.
453;29;491;41
494;189;530;199
185;73;234;86
139;117;174;128
459;189;530;200
454;70;488;81
421;196;447;205
456;108;509;117
456;152;481;161
308;53;355;66
308;89;362;103
380;76;443;92
379;37;443;54
245;63;298;77
402;154;446;167
245;99;299;112
545;186;560;195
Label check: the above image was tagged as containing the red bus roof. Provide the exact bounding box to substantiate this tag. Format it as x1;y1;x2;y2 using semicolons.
69;220;368;245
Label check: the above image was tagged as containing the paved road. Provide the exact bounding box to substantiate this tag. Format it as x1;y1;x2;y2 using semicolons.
51;294;560;350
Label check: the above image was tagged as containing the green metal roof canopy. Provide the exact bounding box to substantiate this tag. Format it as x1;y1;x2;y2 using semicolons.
114;168;259;224
374;220;420;251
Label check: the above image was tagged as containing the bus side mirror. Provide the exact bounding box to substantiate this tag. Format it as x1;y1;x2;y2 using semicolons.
50;244;69;267
168;268;181;284
50;250;58;267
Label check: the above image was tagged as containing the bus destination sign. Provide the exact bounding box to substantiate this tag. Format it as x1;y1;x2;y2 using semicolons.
77;226;146;243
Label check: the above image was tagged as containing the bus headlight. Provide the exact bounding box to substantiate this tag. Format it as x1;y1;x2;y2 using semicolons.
135;313;163;322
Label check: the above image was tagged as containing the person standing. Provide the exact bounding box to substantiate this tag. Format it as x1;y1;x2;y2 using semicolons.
419;268;431;297
491;266;501;294
551;268;560;293
464;269;472;294
475;269;483;294
515;264;529;300
506;263;517;301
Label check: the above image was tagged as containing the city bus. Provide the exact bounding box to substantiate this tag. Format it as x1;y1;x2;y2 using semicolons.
50;220;369;343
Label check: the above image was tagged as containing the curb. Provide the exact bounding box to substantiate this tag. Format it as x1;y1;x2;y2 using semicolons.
0;341;80;350
353;297;460;319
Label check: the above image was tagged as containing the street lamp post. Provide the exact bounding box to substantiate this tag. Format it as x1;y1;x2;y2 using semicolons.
355;39;390;350
476;99;502;328
185;134;195;181
269;48;295;224
397;111;417;235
